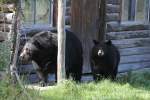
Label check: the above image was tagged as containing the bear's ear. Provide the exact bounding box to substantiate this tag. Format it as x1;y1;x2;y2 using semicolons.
106;40;112;45
93;40;99;45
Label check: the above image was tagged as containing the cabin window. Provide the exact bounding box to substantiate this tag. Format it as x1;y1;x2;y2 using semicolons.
121;0;150;22
21;0;53;26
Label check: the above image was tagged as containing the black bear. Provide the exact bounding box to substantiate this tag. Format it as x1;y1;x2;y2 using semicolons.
20;29;83;86
90;40;120;81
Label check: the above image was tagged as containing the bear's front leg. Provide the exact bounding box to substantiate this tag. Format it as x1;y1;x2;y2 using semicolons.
32;61;48;87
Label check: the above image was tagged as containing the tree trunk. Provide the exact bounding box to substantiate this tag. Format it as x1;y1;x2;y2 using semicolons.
71;0;105;73
57;0;66;83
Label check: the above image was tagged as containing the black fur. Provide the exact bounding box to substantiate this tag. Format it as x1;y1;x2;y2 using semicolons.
90;40;120;81
20;29;83;86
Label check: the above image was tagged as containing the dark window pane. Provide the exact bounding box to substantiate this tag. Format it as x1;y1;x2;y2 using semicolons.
22;0;33;25
35;0;50;24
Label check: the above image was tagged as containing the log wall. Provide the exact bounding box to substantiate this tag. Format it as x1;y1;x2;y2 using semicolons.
0;4;14;42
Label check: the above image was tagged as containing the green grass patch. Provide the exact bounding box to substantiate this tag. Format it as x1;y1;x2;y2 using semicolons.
0;75;42;100
0;41;11;70
39;69;150;100
0;69;150;100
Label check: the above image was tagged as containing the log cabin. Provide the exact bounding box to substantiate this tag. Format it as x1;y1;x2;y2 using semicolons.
1;0;149;82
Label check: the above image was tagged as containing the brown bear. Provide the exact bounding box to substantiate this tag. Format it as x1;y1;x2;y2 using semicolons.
20;29;83;86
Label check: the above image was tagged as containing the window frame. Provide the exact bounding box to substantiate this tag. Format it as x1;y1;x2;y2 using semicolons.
21;0;54;27
122;0;150;22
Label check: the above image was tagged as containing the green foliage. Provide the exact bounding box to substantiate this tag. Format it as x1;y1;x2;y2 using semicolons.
0;69;150;100
0;75;42;100
40;70;150;100
0;41;11;70
0;75;23;100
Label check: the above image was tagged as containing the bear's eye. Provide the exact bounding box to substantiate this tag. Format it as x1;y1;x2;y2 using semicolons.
25;48;29;51
24;48;30;53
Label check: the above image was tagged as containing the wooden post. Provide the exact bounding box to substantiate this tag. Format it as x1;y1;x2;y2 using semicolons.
57;0;66;83
9;0;21;83
71;0;105;73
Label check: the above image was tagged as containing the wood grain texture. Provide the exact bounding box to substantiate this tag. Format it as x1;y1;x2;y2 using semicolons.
112;38;150;49
106;30;150;40
71;0;102;73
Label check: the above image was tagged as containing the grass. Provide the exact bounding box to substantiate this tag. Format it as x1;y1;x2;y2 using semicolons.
0;75;42;100
39;69;150;100
0;41;11;71
0;69;150;100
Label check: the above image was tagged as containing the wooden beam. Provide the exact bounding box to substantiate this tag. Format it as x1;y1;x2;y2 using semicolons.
112;37;150;49
57;0;66;83
107;30;150;40
120;54;150;64
106;4;120;13
119;46;150;56
118;61;150;73
106;0;121;5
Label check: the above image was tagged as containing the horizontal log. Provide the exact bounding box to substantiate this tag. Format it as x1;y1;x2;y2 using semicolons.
120;54;150;64
27;73;56;83
19;53;150;74
0;13;14;23
20;25;55;35
27;73;40;83
0;35;5;42
20;25;70;36
106;13;120;22
27;73;94;83
106;30;150;40
0;32;8;41
19;62;150;83
106;0;121;5
118;62;150;73
0;4;14;8
18;64;35;74
0;24;12;32
107;22;149;32
119;46;150;56
106;4;120;13
22;67;150;83
0;4;14;13
112;37;150;49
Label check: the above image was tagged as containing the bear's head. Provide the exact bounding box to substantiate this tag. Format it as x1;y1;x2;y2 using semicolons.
92;40;112;58
20;41;38;63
